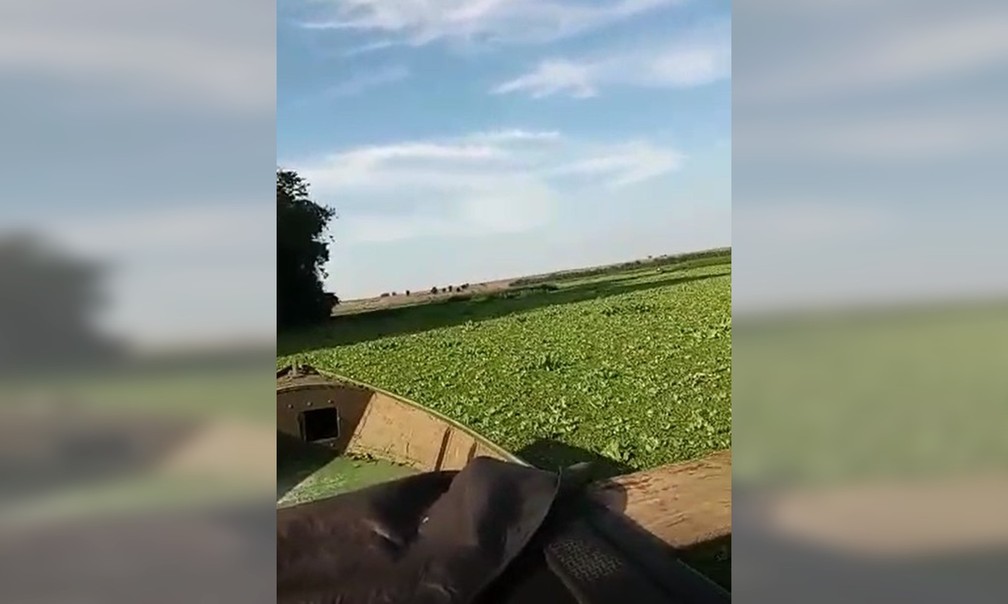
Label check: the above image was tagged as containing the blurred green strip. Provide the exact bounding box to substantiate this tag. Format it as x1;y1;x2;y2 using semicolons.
2;364;275;425
0;475;266;529
733;301;1008;486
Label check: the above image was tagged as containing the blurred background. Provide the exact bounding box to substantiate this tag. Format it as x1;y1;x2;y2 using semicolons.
0;0;276;602
733;0;1008;601
3;0;1007;602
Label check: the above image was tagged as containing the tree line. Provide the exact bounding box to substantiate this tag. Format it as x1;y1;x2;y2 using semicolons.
277;169;336;329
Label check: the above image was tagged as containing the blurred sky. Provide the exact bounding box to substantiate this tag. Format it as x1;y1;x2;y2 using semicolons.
277;0;732;299
732;3;1008;599
733;0;1008;314
0;0;276;348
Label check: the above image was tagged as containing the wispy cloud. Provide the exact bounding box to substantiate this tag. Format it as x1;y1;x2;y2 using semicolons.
320;65;410;98
493;23;731;98
300;0;679;48
340;190;558;244
464;128;563;143
494;60;599;98
548;142;684;187
341;40;399;58
287;129;685;243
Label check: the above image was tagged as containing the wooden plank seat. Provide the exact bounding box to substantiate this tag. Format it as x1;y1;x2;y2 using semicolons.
587;450;732;592
589;450;731;549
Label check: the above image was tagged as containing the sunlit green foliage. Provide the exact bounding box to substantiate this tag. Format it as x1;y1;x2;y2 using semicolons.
279;262;731;472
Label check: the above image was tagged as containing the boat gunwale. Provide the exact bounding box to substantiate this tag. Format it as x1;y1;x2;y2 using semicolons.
277;367;528;467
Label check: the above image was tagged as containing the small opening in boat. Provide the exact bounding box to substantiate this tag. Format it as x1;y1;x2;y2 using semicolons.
298;407;340;443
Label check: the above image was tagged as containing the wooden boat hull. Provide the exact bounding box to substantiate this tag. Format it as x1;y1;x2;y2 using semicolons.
276;364;523;473
276;365;731;593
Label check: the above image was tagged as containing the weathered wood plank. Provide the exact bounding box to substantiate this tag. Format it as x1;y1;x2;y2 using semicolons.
589;450;731;549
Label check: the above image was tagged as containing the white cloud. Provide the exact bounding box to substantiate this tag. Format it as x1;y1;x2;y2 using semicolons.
300;0;679;47
492;25;731;98
300;141;510;191
493;60;599;98
339;141;506;163
548;142;685;187
288;129;685;243
465;129;563;143
346;191;557;243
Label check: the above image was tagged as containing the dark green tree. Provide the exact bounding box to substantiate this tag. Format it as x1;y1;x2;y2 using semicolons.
277;169;336;328
0;233;121;372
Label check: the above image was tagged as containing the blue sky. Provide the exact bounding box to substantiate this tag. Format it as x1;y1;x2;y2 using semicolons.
3;0;1004;348
278;0;732;299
